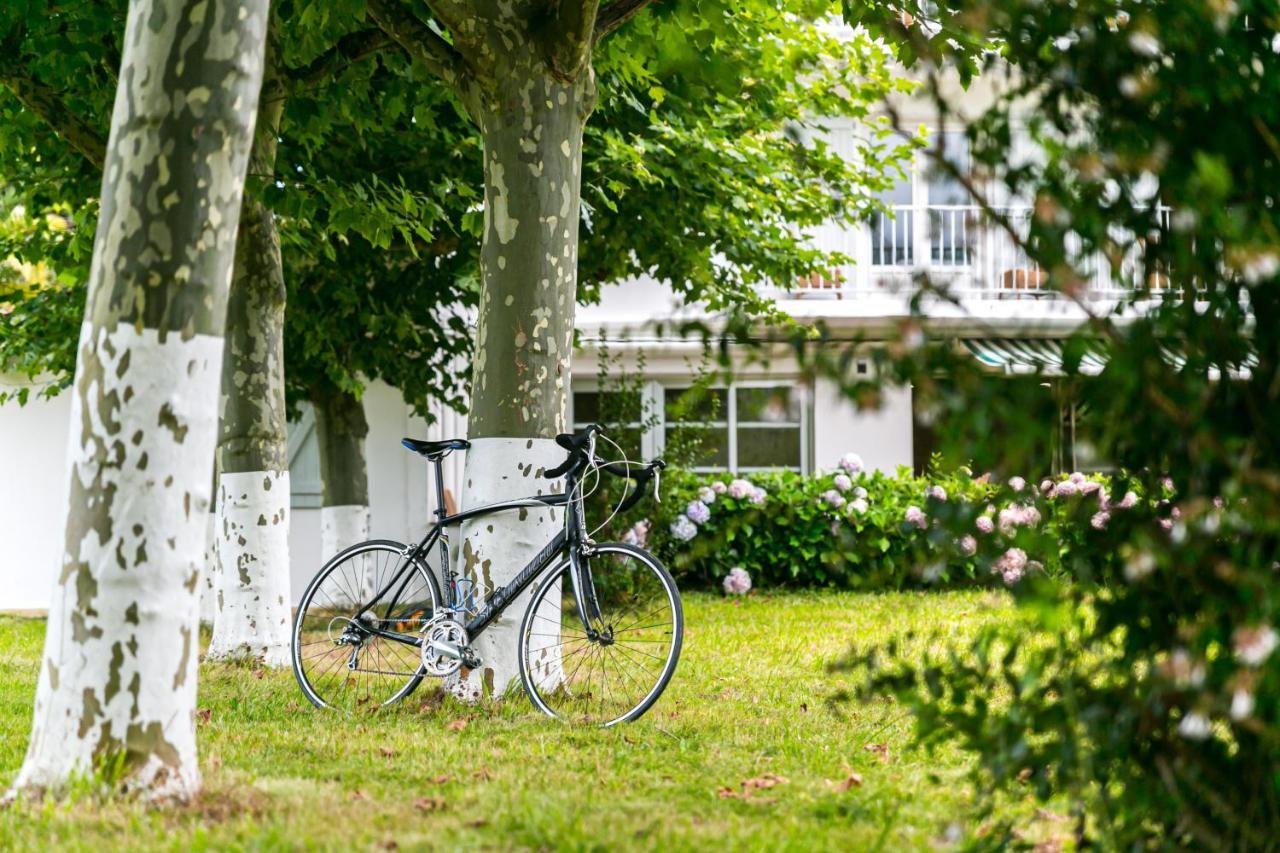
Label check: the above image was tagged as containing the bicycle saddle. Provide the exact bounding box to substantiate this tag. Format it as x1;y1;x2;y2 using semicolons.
400;437;470;459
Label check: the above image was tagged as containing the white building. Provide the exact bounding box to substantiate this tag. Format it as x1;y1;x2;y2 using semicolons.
0;65;1151;611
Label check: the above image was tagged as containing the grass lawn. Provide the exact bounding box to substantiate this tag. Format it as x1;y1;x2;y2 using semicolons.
0;590;1063;850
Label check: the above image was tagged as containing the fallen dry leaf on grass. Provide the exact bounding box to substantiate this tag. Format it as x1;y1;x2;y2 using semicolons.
446;719;467;731
430;774;453;785
743;773;788;791
471;767;493;781
864;743;890;763
413;797;446;812
196;708;212;725
824;772;864;793
351;790;369;801
252;669;265;680
718;773;789;800
379;746;397;758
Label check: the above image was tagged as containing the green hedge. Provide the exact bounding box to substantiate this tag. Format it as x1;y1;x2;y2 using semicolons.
614;458;1155;591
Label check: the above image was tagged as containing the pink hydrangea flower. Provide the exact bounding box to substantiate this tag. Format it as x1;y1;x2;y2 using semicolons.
993;547;1028;584
1008;476;1026;492
976;516;995;535
728;479;753;500
686;500;711;524
1069;471;1086;484
1055;480;1079;497
1091;511;1110;530
904;505;928;528
926;485;947;502
849;497;869;514
1118;490;1138;509
853;486;868;499
821;489;846;509
1040;479;1054;493
711;481;728;495
723;567;751;595
959;534;977;556
1081;480;1101;495
838;452;865;474
749;487;768;506
833;473;853;492
670;515;697;542
698;486;717;504
622;519;650;549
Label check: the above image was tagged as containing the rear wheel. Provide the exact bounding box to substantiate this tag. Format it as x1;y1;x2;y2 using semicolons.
291;540;441;712
518;543;683;726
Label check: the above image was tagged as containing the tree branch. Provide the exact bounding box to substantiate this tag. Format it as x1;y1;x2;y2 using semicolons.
365;0;470;94
288;28;393;88
0;71;105;169
594;0;656;41
547;0;600;81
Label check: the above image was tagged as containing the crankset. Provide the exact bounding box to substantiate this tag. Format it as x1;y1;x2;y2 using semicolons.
420;617;480;677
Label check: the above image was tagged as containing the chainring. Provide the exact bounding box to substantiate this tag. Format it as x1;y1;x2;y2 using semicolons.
420;617;469;678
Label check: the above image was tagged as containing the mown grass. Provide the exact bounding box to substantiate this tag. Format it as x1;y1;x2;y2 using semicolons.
0;591;1067;850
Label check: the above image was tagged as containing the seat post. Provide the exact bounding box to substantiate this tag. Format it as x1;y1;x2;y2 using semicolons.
432;456;448;521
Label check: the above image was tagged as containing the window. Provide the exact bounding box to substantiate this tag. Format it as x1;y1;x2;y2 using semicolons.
571;388;646;459
571;382;808;473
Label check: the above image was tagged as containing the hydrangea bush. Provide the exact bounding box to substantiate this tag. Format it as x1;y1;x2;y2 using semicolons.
635;464;1137;591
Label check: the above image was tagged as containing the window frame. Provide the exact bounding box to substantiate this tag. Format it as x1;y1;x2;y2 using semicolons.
572;379;810;474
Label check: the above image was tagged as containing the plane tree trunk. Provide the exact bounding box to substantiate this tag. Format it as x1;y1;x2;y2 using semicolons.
11;0;267;801
206;48;292;667
312;381;370;560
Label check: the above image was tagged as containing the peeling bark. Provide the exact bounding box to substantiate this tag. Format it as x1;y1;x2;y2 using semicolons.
12;0;267;801
313;382;371;558
208;41;292;667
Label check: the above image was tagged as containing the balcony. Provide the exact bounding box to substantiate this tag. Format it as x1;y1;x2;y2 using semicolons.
780;204;1175;308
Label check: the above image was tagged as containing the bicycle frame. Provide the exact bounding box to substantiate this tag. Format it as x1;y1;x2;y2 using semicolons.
349;454;600;651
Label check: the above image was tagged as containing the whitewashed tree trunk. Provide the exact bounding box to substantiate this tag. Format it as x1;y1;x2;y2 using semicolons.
449;438;564;700
11;0;267;801
206;471;292;666
207;47;292;667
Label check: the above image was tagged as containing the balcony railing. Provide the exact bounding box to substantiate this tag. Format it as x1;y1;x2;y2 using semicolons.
787;204;1175;302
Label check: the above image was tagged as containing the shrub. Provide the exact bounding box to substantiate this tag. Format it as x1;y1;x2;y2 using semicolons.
622;464;1138;592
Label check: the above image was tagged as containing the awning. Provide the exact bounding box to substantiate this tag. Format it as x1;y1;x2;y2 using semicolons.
963;339;1107;376
964;338;1256;379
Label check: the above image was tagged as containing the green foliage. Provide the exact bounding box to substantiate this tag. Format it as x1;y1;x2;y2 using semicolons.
825;0;1280;846
0;0;914;421
0;194;90;402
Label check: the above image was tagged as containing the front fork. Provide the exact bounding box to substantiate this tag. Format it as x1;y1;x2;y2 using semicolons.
568;547;610;643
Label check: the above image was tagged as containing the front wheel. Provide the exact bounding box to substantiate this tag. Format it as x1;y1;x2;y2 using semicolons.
518;543;683;726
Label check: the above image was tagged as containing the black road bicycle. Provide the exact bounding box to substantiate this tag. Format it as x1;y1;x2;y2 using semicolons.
290;424;683;726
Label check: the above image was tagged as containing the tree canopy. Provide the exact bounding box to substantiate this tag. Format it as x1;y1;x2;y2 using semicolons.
1;0;911;416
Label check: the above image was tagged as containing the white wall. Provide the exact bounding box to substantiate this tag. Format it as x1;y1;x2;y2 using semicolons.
0;378;470;612
0;381;72;611
812;376;913;474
